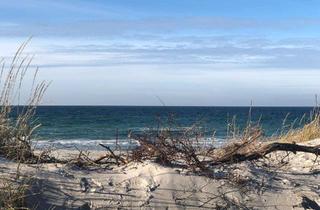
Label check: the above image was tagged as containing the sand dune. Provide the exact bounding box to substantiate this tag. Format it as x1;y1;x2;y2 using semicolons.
0;139;319;209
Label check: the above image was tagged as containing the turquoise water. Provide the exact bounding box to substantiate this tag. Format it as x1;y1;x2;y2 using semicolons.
24;106;315;149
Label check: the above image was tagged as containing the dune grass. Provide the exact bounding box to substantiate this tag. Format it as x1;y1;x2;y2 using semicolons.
0;177;30;210
280;112;320;143
0;40;48;209
0;39;49;162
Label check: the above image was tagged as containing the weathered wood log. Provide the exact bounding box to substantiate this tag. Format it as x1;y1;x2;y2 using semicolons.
211;142;320;165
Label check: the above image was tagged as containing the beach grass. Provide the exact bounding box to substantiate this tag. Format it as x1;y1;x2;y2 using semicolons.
0;40;48;209
0;177;30;210
280;112;320;143
0;38;48;162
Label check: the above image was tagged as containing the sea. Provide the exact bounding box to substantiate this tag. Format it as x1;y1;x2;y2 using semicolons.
25;106;316;150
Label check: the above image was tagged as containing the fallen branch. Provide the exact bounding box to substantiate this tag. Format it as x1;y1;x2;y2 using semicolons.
99;143;127;165
210;142;320;165
93;154;111;164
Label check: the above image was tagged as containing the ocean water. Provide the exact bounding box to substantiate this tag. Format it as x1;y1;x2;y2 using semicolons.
24;106;315;149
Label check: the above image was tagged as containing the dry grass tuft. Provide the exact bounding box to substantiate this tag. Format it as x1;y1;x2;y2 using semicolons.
0;177;30;210
280;113;320;143
0;39;48;209
0;39;49;162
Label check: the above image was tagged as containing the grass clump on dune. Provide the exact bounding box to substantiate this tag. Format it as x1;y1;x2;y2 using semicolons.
0;178;30;210
280;113;320;143
0;39;48;162
0;40;48;209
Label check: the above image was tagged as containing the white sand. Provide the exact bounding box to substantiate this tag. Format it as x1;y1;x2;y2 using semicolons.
0;139;319;209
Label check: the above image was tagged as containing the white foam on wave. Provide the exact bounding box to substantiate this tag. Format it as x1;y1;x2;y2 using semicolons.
32;139;140;150
32;137;226;150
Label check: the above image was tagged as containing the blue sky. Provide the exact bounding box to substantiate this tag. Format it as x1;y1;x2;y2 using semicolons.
1;0;320;105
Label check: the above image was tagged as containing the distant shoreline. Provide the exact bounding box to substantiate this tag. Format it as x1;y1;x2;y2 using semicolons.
6;105;319;108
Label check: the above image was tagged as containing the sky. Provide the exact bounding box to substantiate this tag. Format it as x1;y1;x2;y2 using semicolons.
1;0;320;106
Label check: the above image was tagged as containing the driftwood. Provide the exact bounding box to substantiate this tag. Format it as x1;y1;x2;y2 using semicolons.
201;142;320;166
26;131;320;171
93;154;112;164
98;143;127;165
210;142;320;165
132;129;320;172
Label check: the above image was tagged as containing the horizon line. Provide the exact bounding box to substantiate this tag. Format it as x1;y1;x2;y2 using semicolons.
11;104;318;108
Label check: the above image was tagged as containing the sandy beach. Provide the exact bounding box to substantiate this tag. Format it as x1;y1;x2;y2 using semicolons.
0;139;319;209
3;1;320;209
